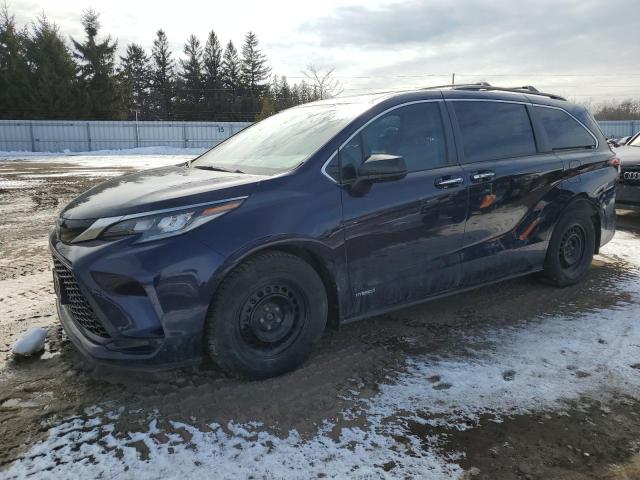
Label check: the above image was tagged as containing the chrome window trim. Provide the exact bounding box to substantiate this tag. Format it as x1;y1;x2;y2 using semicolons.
320;99;443;184
532;103;599;149
68;195;249;243
320;150;338;183
320;97;599;184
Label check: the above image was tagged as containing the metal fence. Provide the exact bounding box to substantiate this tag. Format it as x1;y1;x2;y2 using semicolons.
0;120;252;153
0;119;638;154
597;120;640;139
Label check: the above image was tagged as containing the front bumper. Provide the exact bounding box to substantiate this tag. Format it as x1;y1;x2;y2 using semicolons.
50;228;226;369
616;183;640;210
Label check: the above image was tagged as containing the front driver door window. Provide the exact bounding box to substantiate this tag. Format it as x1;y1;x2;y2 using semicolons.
340;102;447;182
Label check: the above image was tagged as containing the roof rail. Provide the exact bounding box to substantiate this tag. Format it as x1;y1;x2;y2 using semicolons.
451;82;566;101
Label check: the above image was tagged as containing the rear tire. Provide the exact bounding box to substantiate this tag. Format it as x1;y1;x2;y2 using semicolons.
540;201;596;287
205;251;327;379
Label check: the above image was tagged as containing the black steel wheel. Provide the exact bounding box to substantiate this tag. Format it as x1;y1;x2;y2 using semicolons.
205;251;327;379
238;282;306;354
540;201;596;287
558;225;586;269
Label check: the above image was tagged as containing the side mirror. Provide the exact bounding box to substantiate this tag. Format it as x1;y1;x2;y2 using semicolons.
357;154;407;182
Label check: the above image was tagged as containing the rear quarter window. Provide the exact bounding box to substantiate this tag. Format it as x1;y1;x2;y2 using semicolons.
534;107;596;151
452;101;537;163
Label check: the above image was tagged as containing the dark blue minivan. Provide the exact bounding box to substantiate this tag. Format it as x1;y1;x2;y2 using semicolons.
50;85;618;378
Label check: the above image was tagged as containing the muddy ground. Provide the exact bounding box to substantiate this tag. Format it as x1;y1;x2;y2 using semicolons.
1;158;640;479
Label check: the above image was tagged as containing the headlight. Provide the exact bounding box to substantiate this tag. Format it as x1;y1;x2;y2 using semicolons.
100;199;244;243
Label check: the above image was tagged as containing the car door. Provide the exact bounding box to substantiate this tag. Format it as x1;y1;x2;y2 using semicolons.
446;98;565;286
339;101;468;318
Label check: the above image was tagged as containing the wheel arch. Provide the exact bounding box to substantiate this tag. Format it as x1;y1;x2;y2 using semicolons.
209;239;343;330
553;193;601;254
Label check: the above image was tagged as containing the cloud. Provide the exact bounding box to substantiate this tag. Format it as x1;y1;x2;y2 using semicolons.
300;0;640;99
7;0;640;100
303;0;637;49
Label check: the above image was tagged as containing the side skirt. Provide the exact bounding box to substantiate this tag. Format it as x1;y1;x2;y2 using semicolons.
340;267;544;325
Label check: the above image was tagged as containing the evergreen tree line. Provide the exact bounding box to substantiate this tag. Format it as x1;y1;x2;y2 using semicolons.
0;7;325;121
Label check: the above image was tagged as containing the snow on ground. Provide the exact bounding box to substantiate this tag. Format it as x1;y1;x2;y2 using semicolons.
0;147;205;170
0;179;43;189
0;146;207;159
6;232;640;479
20;171;127;178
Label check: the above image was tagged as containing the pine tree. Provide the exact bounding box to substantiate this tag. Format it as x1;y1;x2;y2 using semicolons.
71;9;124;119
277;75;292;110
270;75;280;108
290;83;301;106
221;40;240;91
0;6;31;119
150;29;175;119
299;80;312;104
240;31;270;92
256;94;276;120
177;34;203;119
221;41;241;120
239;31;269;120
202;30;222;119
120;43;152;119
26;14;79;119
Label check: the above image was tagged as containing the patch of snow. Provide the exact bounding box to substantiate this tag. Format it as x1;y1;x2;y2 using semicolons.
8;418;460;479
12;327;47;356
0;146;207;160
20;171;127;178
0;179;43;189
0;154;194;170
6;232;640;479
601;229;640;267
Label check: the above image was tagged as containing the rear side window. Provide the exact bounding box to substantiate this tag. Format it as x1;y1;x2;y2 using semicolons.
534;107;596;150
453;101;537;163
340;102;447;181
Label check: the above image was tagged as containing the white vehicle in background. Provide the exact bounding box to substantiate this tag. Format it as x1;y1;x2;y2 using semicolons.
615;131;640;211
608;135;633;148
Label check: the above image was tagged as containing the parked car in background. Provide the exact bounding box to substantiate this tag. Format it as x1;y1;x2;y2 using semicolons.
615;132;640;210
50;84;618;379
618;136;632;146
608;135;632;148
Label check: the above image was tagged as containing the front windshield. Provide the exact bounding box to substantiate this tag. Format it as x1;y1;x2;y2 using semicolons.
192;102;372;175
629;133;640;147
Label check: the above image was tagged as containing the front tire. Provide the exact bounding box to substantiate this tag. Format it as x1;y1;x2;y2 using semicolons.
540;202;596;287
205;251;327;379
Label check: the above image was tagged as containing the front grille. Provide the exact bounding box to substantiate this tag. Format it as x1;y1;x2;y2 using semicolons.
53;257;110;338
621;167;640;185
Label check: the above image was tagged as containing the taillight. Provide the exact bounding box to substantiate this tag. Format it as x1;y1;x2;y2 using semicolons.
609;157;621;175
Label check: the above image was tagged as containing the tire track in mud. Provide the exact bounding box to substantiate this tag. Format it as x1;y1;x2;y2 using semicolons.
0;256;52;281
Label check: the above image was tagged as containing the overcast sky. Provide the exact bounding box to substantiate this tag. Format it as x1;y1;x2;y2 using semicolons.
9;0;640;102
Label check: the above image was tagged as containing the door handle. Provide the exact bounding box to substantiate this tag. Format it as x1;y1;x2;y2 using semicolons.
471;170;495;183
434;176;464;188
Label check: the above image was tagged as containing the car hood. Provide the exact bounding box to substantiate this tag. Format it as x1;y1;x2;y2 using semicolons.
61;164;266;220
615;146;640;167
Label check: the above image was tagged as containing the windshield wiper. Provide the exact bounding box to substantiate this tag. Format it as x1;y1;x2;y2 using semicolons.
194;165;245;174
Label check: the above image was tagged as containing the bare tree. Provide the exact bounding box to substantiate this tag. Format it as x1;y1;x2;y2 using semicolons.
302;64;343;100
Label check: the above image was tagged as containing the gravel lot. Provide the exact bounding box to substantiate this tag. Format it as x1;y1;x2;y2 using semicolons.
1;155;640;479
